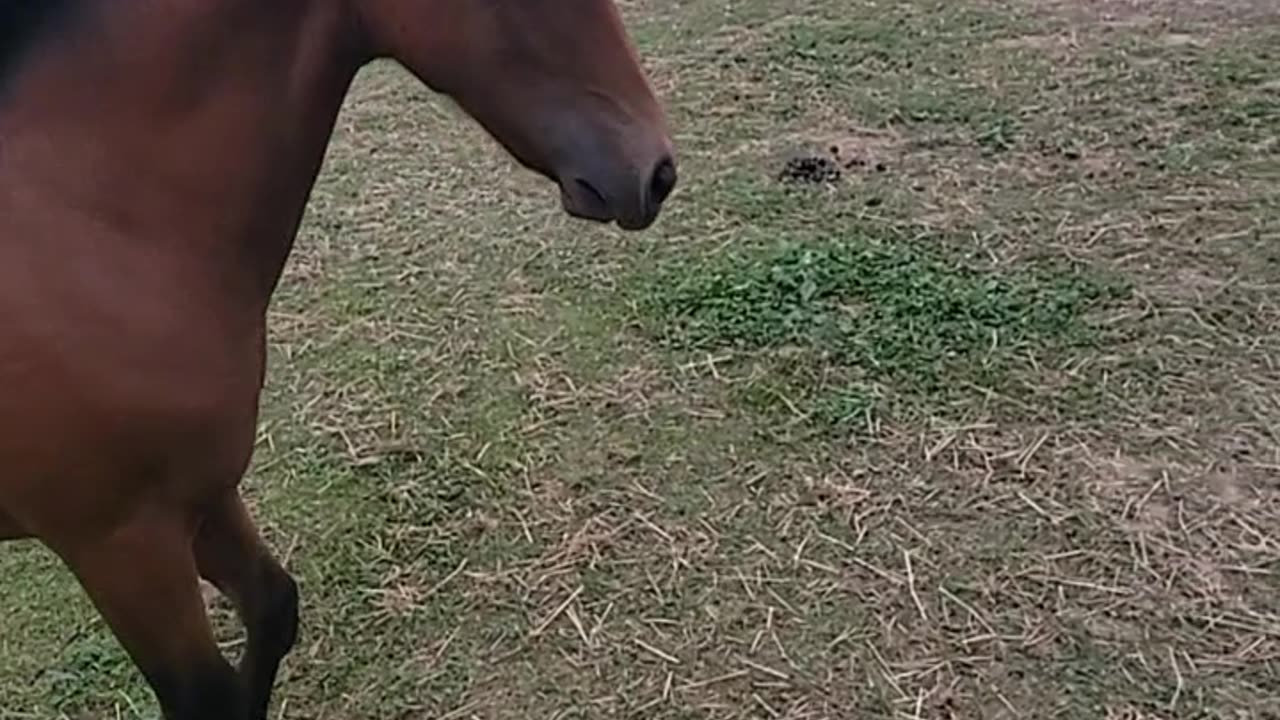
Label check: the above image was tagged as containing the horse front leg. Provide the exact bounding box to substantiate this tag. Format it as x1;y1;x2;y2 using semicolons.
194;490;299;720
56;507;248;719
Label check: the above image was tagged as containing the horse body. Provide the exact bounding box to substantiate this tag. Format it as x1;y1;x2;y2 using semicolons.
0;0;675;718
0;1;356;545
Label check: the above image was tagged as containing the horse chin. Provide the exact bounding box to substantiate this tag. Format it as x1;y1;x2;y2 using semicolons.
558;181;616;226
615;212;656;232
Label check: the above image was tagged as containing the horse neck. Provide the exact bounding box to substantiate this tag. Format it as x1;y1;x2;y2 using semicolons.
2;0;367;308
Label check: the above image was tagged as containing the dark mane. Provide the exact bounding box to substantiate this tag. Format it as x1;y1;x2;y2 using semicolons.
0;0;81;87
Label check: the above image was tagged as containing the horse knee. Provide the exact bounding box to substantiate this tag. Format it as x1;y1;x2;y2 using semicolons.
239;566;297;720
150;656;248;720
255;569;298;660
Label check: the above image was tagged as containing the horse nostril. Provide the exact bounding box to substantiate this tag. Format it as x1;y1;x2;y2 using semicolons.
574;178;609;210
648;155;678;206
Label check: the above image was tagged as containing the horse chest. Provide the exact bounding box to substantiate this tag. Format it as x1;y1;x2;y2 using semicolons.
0;333;264;542
1;311;264;446
0;274;265;533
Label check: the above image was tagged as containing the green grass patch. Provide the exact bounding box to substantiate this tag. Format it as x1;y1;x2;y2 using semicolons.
637;229;1127;425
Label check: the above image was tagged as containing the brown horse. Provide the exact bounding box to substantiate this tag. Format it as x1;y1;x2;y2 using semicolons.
0;0;676;717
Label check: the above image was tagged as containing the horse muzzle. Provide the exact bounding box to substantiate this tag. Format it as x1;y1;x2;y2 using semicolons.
558;152;677;231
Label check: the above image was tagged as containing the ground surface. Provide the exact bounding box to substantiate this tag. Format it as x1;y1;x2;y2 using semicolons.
2;0;1278;718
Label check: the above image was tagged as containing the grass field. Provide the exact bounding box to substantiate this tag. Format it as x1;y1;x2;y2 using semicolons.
3;0;1279;718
